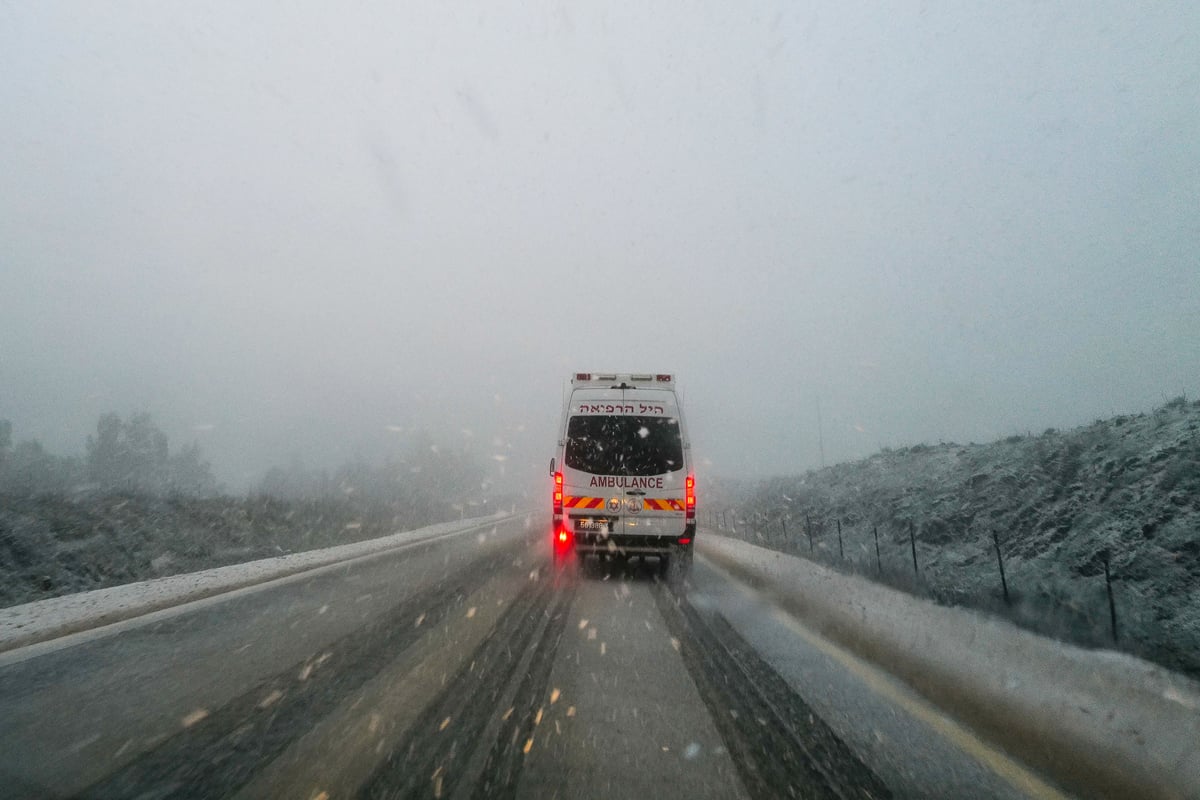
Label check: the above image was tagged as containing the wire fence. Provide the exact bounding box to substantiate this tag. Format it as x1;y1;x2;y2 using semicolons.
701;507;1187;677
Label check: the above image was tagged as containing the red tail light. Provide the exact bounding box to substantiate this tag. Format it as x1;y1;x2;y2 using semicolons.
553;471;563;515
558;528;569;544
685;474;695;520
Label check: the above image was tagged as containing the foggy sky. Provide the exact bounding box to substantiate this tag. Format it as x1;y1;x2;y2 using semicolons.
2;2;1198;492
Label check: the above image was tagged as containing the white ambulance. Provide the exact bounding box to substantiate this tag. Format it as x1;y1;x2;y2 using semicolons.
550;372;695;577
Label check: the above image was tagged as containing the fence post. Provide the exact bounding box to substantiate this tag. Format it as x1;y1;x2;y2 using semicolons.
991;530;1009;604
837;518;844;560
1101;549;1118;642
873;526;881;574
909;521;919;576
806;514;814;553
782;517;787;544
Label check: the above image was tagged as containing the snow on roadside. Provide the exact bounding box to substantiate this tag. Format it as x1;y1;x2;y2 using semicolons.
699;533;1200;800
0;512;516;652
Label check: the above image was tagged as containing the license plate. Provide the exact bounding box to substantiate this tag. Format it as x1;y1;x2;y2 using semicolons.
575;518;610;531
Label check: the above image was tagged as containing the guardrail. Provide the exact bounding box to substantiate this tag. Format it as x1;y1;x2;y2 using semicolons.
697;533;1200;800
0;512;527;657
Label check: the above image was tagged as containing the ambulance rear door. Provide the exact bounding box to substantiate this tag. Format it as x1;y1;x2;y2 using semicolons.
562;389;688;542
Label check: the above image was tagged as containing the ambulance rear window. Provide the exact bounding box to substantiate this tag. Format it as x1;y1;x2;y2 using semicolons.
564;416;684;476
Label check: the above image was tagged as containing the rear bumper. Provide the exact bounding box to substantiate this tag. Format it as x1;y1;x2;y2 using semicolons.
570;525;695;555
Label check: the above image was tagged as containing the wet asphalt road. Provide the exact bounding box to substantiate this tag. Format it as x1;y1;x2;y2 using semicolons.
0;518;1064;799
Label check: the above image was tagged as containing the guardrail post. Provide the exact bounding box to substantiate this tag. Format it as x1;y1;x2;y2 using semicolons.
837;518;844;560
806;514;814;553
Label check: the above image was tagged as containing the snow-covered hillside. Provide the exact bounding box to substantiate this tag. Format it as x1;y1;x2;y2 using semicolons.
713;397;1200;678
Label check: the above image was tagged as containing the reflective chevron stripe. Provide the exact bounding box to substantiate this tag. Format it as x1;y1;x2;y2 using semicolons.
643;498;685;511
564;496;606;509
565;496;683;511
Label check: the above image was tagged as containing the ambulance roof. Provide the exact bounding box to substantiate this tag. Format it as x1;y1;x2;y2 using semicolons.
570;372;674;388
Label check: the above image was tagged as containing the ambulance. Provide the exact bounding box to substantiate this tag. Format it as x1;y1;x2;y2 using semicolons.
550;372;695;577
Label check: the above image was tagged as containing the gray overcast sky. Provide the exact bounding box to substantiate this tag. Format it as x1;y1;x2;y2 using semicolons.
2;2;1198;490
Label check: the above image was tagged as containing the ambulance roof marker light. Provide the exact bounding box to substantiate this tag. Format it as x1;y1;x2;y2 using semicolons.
573;371;673;385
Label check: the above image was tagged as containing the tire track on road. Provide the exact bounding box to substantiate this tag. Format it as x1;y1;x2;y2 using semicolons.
655;585;892;800
76;555;510;800
359;576;576;799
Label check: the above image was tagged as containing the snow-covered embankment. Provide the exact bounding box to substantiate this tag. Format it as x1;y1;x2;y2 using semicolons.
699;534;1200;800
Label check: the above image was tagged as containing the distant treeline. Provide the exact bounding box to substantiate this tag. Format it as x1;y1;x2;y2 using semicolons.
255;430;495;521
0;416;499;517
0;414;217;496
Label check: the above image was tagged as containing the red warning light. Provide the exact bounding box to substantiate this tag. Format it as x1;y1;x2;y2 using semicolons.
685;474;696;520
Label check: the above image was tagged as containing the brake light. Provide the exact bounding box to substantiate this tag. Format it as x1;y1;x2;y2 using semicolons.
553;471;563;515
558;528;569;543
678;536;692;545
685;474;695;520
